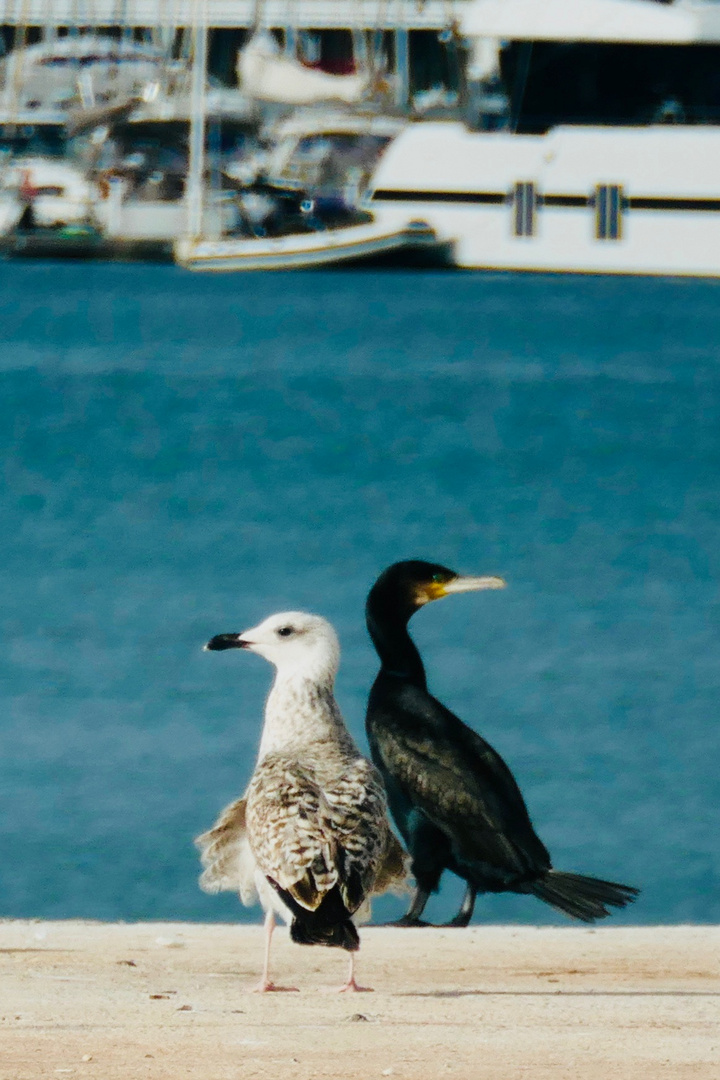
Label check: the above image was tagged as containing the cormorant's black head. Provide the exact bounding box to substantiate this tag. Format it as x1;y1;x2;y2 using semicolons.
367;559;506;624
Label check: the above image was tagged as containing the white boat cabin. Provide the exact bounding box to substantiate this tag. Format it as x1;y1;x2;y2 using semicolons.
365;0;720;275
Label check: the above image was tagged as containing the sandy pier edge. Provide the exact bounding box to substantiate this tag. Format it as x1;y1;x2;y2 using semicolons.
2;921;717;1080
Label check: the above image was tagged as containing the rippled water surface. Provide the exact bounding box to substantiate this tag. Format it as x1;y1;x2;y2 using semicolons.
1;262;719;924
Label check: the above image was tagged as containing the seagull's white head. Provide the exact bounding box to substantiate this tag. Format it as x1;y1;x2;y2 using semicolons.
205;611;340;684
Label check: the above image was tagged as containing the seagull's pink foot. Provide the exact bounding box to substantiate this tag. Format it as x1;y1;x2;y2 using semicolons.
253;980;299;993
337;977;374;993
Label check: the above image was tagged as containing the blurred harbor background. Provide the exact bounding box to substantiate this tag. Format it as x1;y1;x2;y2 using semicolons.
1;261;719;925
0;0;471;261
3;1;720;272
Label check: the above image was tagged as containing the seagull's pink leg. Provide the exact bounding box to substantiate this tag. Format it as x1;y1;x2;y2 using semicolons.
253;911;299;993
337;952;373;993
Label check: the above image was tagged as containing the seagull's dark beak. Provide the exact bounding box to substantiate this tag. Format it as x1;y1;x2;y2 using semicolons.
204;633;252;652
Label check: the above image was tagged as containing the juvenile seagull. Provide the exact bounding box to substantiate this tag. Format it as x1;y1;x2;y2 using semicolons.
196;611;406;992
366;560;639;927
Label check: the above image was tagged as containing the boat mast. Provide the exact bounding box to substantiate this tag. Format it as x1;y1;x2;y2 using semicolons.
186;0;208;239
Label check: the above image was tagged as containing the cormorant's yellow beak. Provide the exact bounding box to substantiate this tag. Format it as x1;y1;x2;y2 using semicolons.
418;575;506;604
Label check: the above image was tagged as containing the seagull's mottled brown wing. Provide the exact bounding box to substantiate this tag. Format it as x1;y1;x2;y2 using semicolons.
321;757;395;911
246;754;338;912
372;829;410;897
246;753;398;916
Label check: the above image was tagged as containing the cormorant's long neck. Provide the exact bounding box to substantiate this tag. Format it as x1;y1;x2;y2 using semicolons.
367;607;427;688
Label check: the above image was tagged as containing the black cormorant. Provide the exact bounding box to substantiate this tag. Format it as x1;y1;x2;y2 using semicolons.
365;560;639;927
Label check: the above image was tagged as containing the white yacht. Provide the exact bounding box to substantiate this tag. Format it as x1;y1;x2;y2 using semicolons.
0;33;178;156
366;0;720;276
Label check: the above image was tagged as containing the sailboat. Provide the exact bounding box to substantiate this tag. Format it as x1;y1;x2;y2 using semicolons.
173;3;441;271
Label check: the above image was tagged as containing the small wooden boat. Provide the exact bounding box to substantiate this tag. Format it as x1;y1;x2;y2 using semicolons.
174;218;443;272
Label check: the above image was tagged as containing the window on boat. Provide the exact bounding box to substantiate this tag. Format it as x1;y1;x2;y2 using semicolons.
595;185;624;241
501;42;720;132
276;134;393;196
513;181;536;238
296;28;356;74
409;29;460;112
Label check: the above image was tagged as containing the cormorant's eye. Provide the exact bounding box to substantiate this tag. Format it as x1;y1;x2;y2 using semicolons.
432;573;446;584
276;626;294;637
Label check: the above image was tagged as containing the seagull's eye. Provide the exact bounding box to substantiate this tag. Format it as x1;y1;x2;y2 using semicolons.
276;626;294;638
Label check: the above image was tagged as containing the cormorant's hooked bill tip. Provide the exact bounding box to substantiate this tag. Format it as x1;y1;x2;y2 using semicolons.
204;633;251;652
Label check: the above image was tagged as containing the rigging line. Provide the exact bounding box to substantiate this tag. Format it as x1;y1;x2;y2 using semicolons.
251;0;264;35
10;0;30;121
284;0;297;57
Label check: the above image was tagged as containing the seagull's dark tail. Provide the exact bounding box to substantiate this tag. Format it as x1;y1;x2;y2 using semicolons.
269;880;360;951
525;871;639;923
290;913;359;951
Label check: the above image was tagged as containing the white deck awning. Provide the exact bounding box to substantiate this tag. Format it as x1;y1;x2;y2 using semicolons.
460;0;717;45
1;0;720;40
0;0;461;31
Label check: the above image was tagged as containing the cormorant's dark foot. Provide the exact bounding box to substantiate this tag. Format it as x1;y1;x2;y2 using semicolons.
442;914;473;928
382;916;434;928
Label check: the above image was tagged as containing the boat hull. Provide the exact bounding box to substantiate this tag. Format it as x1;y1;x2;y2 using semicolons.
174;220;443;271
369;122;720;278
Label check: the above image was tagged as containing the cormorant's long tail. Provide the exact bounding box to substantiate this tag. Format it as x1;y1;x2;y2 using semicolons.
526;871;639;922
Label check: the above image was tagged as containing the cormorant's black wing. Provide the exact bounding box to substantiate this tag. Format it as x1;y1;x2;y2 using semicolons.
370;681;551;880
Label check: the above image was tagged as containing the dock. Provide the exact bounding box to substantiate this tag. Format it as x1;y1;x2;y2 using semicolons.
2;921;717;1079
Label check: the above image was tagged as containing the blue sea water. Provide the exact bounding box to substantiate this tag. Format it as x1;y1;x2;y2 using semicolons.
1;261;719;926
